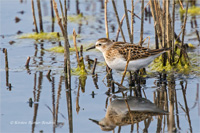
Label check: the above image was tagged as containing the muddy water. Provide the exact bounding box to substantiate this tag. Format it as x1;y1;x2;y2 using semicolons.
0;0;200;133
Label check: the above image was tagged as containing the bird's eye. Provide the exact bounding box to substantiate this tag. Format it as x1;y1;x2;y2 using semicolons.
98;43;102;46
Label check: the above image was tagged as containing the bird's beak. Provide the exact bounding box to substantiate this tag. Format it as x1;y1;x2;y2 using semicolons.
89;118;100;125
86;45;96;51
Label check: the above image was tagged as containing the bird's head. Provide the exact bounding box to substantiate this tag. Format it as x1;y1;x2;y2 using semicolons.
86;38;113;53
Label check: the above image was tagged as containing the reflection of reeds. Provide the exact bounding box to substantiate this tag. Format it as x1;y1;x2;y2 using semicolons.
32;72;43;133
65;80;73;133
180;81;192;132
92;58;97;75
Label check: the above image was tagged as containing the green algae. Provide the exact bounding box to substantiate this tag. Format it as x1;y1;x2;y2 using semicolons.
150;48;200;75
19;32;60;40
72;57;87;76
179;6;200;16
68;14;94;24
47;46;81;53
19;32;81;41
48;46;64;53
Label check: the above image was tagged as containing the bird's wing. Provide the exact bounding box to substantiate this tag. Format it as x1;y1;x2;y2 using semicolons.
111;43;169;61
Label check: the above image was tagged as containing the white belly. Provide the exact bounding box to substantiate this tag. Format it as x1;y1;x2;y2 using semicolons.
105;54;162;71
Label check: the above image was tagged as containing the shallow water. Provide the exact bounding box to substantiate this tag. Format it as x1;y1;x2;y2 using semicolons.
0;0;200;132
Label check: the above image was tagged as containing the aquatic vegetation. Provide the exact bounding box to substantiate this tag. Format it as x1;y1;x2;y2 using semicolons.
19;32;61;41
72;57;87;76
68;14;94;24
179;6;200;16
19;32;81;41
47;46;64;53
150;48;200;75
47;46;81;53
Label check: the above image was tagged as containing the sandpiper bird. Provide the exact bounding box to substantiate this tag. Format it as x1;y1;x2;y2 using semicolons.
89;96;167;131
86;38;170;71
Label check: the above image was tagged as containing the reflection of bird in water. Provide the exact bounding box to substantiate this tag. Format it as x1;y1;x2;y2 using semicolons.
89;97;168;131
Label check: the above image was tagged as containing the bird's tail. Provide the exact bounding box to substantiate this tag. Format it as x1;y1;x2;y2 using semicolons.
149;47;171;55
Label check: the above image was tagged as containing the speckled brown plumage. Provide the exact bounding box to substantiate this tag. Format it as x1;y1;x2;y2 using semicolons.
108;43;170;61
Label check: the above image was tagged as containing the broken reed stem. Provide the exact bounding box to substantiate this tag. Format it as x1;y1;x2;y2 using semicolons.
46;69;52;78
104;0;109;39
57;32;62;46
115;14;125;42
139;0;144;46
73;29;80;67
178;0;184;10
4;48;9;86
194;16;200;44
25;56;31;68
112;0;126;42
80;45;83;57
141;36;150;48
31;0;39;33
131;0;134;43
121;50;131;85
53;1;66;36
123;0;132;42
36;0;43;32
172;0;175;63
92;58;97;75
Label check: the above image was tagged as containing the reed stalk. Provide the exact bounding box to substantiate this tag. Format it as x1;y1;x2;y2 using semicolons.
139;0;144;46
4;49;9;86
172;0;175;63
123;0;132;42
25;56;31;68
112;0;126;42
52;0;71;89
104;0;109;38
31;0;38;33
73;29;80;67
36;0;43;32
131;0;134;43
177;0;189;64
